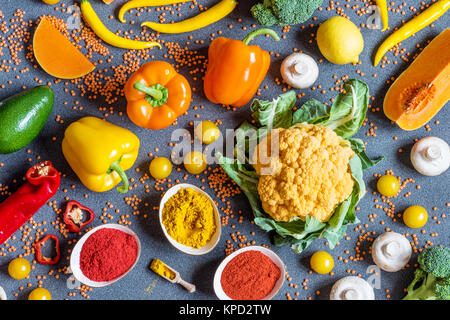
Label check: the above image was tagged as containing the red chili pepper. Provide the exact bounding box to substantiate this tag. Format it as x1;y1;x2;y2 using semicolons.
63;200;95;232
35;234;60;265
0;161;60;245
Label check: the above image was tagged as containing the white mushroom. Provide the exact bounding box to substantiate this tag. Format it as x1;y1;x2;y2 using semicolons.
410;137;450;176
0;286;6;300
372;232;412;272
280;53;319;89
330;276;375;300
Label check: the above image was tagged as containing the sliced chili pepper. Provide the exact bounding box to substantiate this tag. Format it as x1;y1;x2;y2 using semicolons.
63;201;95;233
35;234;60;265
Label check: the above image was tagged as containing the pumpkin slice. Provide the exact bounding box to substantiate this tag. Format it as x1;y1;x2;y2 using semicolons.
383;29;450;131
33;17;94;79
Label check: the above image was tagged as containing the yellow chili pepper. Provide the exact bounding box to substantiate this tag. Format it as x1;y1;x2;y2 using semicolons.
80;0;162;50
373;0;450;66
375;0;389;31
118;0;191;23
141;0;238;34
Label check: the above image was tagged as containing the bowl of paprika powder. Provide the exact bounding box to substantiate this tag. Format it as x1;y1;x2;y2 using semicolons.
213;246;286;300
70;224;141;287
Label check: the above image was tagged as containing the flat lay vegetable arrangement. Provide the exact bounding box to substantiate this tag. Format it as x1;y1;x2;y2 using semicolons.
0;0;448;302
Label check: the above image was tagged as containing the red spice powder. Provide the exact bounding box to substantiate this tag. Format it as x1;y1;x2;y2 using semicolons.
80;228;138;282
220;250;281;300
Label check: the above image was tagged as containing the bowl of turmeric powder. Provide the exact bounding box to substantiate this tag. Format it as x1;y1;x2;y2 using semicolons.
159;183;221;255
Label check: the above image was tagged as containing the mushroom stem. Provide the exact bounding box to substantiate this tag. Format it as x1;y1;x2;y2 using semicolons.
330;276;375;300
372;232;412;272
424;145;441;160
280;52;319;89
292;62;308;75
383;241;400;258
343;289;358;300
410;137;450;176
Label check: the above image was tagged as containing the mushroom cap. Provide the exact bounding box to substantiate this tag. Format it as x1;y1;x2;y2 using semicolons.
280;53;319;89
330;276;375;300
0;286;6;300
411;137;450;176
372;232;412;272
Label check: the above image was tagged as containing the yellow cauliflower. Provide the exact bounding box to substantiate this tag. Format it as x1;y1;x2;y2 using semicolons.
252;124;355;223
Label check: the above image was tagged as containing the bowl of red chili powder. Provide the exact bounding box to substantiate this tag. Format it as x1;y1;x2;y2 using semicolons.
213;246;285;300
70;224;141;287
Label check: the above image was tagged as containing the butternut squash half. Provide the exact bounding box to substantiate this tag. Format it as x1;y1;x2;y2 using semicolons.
383;29;450;131
33;17;94;79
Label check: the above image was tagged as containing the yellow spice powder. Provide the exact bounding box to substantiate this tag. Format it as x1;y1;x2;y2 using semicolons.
162;188;216;249
150;259;176;280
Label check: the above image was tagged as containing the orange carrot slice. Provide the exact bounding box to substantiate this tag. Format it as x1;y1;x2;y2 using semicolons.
33;17;94;79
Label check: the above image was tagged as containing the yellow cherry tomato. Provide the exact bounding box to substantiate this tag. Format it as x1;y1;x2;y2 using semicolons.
42;0;60;5
149;157;172;180
377;174;400;197
194;121;221;145
310;251;334;274
183;151;207;175
8;258;31;280
403;205;428;229
28;288;52;300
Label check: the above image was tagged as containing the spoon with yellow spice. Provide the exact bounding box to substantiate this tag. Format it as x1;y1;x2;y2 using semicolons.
150;259;196;293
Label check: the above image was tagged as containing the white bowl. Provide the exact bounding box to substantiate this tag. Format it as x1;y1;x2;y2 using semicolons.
213;246;286;300
0;285;6;300
159;183;221;255
70;224;141;288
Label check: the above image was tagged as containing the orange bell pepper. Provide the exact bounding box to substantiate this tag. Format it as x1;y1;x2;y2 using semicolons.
124;61;191;130
204;28;280;108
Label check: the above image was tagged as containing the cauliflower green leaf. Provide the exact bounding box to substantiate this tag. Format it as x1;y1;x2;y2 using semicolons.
250;90;295;129
293;79;369;139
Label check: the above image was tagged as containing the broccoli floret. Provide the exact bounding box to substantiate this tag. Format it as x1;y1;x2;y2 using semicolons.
403;246;450;300
250;2;279;27
251;0;324;27
418;246;450;278
435;278;450;300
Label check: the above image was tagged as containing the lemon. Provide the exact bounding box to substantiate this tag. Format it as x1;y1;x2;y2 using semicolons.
42;0;60;4
317;16;364;65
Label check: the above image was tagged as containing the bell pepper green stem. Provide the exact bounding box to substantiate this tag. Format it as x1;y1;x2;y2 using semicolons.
109;159;129;193
242;28;280;45
133;82;169;107
134;82;163;100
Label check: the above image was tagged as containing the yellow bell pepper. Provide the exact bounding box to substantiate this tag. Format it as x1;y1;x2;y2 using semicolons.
62;117;140;193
